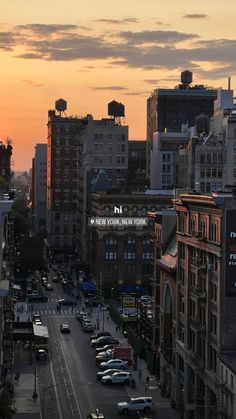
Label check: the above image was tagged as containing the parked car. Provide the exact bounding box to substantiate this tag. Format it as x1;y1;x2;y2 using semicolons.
82;321;94;332
91;337;120;348
117;397;154;415
97;368;121;381
95;344;117;355
60;323;71;333
58;299;77;306
101;371;132;385
52;276;59;283
76;311;86;321
99;359;128;371
46;283;53;291
90;331;111;342
96;349;114;364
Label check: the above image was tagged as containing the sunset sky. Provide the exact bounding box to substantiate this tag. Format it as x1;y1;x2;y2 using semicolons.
0;0;236;170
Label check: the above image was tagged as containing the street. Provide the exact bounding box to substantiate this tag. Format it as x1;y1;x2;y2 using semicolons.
33;276;180;419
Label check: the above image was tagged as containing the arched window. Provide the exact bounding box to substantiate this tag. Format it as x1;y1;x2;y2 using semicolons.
105;235;117;245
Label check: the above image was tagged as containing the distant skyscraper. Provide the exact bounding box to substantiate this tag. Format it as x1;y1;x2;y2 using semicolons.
146;71;217;177
46;103;80;262
31;144;47;233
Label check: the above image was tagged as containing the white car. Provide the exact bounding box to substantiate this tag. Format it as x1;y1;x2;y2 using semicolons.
101;371;132;385
99;359;128;371
117;397;154;415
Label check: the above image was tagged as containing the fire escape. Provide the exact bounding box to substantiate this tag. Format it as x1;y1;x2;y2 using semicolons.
1;212;15;384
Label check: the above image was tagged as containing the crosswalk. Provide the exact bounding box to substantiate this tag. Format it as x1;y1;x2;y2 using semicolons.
33;309;76;316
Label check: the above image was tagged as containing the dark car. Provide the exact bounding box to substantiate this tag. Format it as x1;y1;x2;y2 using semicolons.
58;299;77;306
90;331;111;342
60;323;71;333
91;337;120;348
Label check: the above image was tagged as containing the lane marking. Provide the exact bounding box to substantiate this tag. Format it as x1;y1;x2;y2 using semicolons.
59;341;84;419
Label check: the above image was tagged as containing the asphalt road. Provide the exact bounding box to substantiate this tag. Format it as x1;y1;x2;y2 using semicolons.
33;276;180;419
33;280;134;419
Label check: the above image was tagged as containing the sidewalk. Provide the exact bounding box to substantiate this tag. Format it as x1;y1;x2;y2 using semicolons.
89;304;181;418
12;342;41;419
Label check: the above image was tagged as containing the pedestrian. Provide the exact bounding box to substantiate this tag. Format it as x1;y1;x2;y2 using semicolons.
71;306;74;313
116;325;119;333
145;376;150;393
17;315;20;322
138;368;142;380
15;371;20;382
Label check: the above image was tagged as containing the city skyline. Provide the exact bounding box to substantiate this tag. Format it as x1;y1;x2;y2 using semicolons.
0;0;236;170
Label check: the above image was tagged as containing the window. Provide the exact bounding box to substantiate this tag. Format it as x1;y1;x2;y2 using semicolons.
179;323;184;342
124;252;136;260
189;299;196;318
190;271;196;288
121;156;125;164
116;155;121;164
127;236;135;244
142;252;153;260
54;225;60;233
105;236;117;245
210;282;217;302
121;144;125;152
178;214;185;233
143;238;151;245
189;329;196;352
234;142;236;151
105;251;117;260
209;346;217;372
179;267;185;285
99;156;103;164
179;294;184;313
210;312;217;335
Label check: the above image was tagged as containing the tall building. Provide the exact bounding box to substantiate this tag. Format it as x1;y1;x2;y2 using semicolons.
172;189;236;419
31;144;47;233
0;140;12;190
88;191;173;294
128;140;146;191
150;128;189;190
146;71;217;177
46;100;80;262
76;114;128;263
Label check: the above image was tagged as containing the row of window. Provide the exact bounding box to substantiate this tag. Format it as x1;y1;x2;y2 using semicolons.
104;263;153;275
178;215;219;242
105;236;151;245
200;168;223;178
94;134;126;141
105;251;153;260
178;328;217;371
200;152;224;165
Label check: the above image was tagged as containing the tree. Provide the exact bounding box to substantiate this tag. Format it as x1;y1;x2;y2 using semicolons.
18;235;44;275
0;387;16;419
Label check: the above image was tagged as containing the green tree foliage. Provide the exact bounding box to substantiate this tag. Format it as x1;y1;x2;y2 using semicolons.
12;194;30;238
18;235;44;275
0;387;16;419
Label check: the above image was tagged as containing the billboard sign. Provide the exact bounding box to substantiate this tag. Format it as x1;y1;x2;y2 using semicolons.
225;210;236;295
122;295;136;308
